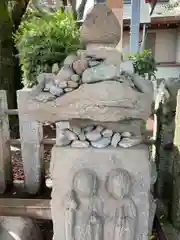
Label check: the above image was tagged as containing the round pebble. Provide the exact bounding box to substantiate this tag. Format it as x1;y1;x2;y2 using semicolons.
111;133;121;147
49;86;64;97
65;129;78;141
57;80;68;89
73;58;89;75
67;80;79;88
121;132;132;138
71;74;81;82
91;137;111;148
86;130;102;141
71;140;90;148
46;178;52;188
102;129;113;138
64;87;73;93
118;137;142;148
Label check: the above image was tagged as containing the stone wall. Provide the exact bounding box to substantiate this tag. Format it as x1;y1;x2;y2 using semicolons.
171;90;180;230
155;79;176;199
154;78;180;230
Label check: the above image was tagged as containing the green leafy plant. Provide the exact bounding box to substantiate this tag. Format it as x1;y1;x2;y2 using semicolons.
14;10;80;87
129;50;157;79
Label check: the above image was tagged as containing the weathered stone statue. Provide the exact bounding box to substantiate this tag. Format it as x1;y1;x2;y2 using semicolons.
64;169;103;240
105;169;137;240
19;3;156;240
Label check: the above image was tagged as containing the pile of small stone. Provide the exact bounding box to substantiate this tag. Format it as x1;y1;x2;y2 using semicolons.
56;123;142;149
35;47;153;103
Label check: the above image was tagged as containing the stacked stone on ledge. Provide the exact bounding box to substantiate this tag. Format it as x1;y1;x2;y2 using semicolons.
34;47;153;104
56;122;143;149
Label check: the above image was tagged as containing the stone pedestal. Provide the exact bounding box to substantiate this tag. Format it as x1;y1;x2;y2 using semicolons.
50;145;152;240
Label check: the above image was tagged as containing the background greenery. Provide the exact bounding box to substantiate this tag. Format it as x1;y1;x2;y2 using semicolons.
129;49;157;80
15;10;80;87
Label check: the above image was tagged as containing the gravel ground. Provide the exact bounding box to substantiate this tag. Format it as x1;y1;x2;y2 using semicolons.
11;124;55;181
9;123;54;239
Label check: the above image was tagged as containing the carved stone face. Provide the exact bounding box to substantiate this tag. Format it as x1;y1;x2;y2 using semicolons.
106;168;132;200
72;169;97;198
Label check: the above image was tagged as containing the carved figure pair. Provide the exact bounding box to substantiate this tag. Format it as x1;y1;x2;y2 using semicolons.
64;168;137;240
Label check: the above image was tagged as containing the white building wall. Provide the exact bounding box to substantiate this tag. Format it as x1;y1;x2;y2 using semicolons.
123;29;177;63
154;29;177;63
123;28;180;79
156;66;180;79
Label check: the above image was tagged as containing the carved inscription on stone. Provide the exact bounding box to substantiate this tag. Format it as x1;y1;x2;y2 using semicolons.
64;169;103;240
64;168;137;240
105;169;137;240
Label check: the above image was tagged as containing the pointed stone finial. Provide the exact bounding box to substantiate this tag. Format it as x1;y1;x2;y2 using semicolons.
80;4;121;45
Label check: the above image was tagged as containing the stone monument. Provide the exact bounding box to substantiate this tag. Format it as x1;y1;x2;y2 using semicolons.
18;3;155;239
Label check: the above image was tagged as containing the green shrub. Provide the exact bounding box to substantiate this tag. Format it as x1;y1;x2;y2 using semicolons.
129;50;157;79
15;10;80;87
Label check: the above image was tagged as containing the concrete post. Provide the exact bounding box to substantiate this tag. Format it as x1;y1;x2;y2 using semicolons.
130;0;141;54
17;89;44;195
0;90;12;193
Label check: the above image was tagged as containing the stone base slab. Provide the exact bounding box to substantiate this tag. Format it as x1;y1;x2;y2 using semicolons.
50;145;152;240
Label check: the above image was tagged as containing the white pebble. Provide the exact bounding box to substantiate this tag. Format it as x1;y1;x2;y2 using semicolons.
86;130;102;141
49;86;64;96
78;131;86;141
56;132;71;146
46;178;52;188
91;138;111;148
102;129;113;138
71;140;90;148
65;129;78;141
118;137;142;148
67;80;79;88
121;132;132;138
57;80;68;89
111;133;121;147
64;87;73;93
71;74;81;82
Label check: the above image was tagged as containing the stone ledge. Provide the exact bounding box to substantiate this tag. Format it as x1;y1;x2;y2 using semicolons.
17;81;152;123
